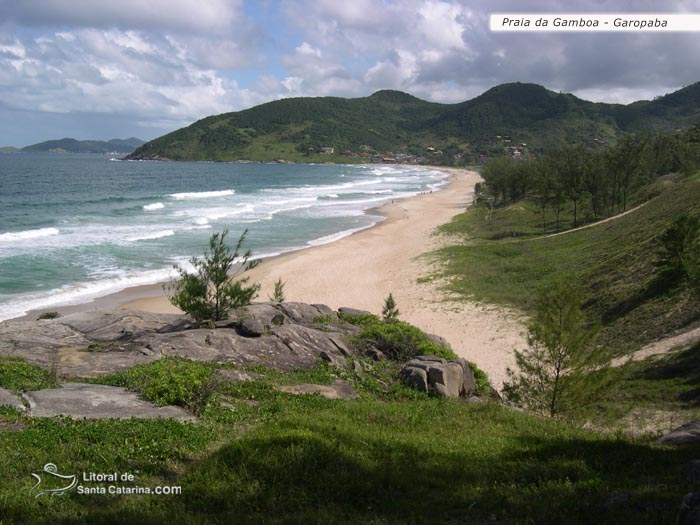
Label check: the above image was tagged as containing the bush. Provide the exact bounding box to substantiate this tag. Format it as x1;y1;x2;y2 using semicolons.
103;358;219;415
469;362;491;396
168;229;260;321
656;213;700;281
355;318;456;361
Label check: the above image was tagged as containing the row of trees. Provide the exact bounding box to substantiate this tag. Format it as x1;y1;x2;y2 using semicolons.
480;129;700;232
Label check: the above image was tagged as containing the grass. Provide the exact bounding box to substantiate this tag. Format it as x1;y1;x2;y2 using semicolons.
99;358;219;415
0;358;58;394
436;176;700;354
1;289;697;522
1;387;698;524
440;196;583;240
583;342;700;432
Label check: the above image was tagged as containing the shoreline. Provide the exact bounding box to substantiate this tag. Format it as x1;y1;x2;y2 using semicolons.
15;164;450;322
19;166;524;387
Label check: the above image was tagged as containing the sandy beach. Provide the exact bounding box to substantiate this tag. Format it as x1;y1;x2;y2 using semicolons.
120;167;524;388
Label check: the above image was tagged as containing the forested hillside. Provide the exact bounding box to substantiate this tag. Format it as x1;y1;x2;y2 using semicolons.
23;137;144;153
128;82;700;163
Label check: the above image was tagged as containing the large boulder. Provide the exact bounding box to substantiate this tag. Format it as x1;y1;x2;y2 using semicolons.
276;302;330;324
402;355;478;398
338;307;371;318
403;367;429;392
677;492;700;525
658;421;700;445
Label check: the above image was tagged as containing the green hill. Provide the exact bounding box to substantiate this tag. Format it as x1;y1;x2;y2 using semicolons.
0;146;19;153
23;137;144;154
128;82;700;163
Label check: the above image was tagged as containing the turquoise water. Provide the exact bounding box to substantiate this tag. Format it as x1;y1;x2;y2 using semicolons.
0;154;448;320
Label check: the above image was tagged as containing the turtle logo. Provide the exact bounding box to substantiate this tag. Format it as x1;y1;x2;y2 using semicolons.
30;463;78;497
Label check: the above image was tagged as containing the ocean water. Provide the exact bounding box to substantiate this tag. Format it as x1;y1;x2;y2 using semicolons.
0;154;449;321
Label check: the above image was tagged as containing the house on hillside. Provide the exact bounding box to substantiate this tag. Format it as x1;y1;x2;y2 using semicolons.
320;147;334;155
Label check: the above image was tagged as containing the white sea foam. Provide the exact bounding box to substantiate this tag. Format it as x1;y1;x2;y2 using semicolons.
306;221;383;247
126;230;175;242
0;266;179;322
169;189;235;200
0;163;450;321
0;227;60;242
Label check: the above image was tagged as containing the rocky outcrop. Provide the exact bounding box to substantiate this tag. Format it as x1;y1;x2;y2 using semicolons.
402;355;477;398
23;383;195;421
0;387;25;412
0;303;356;379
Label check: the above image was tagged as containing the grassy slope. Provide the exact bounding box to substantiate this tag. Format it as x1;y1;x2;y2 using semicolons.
590;342;700;431
437;175;700;354
1;356;699;524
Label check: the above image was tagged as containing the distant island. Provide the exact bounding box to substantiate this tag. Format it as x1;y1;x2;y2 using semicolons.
0;146;20;153
19;137;145;154
128;81;700;164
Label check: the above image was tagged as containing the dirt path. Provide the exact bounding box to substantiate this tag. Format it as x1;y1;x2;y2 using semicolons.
543;202;649;239
610;324;700;367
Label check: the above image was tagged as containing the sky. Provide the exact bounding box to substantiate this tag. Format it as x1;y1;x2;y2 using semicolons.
1;0;699;146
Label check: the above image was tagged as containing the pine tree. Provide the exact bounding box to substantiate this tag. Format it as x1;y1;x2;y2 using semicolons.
167;229;260;321
268;277;286;303
503;283;605;417
382;293;400;321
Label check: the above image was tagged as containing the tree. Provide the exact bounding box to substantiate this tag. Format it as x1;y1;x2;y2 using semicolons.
382;293;400;321
656;214;700;281
167;229;260;321
268;277;286;303
556;145;588;227
502;283;603;418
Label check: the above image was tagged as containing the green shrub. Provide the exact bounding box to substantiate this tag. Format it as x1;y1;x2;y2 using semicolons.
36;311;59;320
356;318;456;361
338;312;381;327
469;362;491;396
103;357;219;414
312;313;338;325
656;213;700;281
0;358;57;393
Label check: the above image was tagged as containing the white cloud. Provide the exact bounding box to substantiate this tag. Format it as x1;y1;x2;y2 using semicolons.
0;28;262;128
364;50;418;89
296;42;322;58
417;0;466;51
